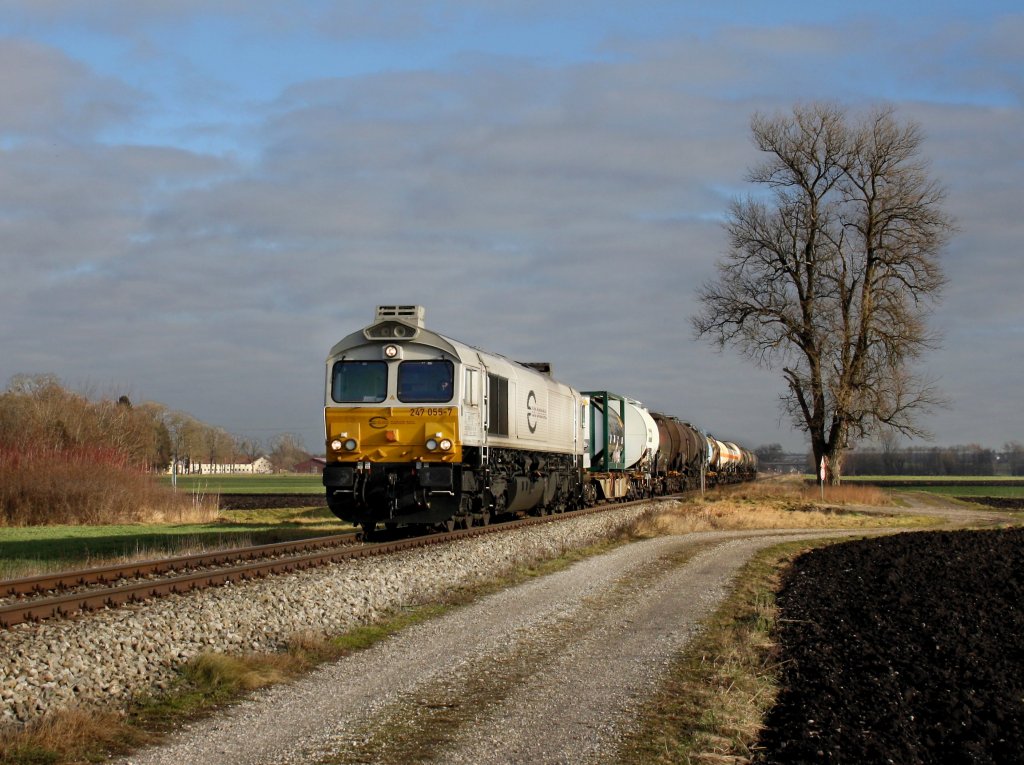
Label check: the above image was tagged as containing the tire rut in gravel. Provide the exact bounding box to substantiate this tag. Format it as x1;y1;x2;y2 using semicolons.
434;535;805;765
323;541;719;764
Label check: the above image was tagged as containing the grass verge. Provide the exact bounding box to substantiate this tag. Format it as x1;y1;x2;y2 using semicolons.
631;481;934;537
617;537;838;764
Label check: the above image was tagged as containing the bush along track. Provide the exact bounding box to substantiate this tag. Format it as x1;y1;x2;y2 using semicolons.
755;527;1024;764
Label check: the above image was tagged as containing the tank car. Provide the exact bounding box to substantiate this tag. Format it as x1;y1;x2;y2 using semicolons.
704;437;757;484
650;413;707;492
583;392;659;500
322;306;586;534
737;447;759;481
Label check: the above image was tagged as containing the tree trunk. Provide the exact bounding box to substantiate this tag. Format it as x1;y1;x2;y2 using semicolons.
812;441;845;485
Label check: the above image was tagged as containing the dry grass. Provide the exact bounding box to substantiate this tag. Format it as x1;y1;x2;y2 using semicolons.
626;479;903;539
0;706;155;765
618;540;824;764
721;476;890;506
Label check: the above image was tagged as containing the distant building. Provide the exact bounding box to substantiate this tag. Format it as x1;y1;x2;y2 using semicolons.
168;456;273;475
293;456;327;474
759;453;811;474
251;456;273;474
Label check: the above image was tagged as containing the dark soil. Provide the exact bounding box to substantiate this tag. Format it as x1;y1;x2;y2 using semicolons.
755;528;1024;764
957;496;1024;510
218;493;326;510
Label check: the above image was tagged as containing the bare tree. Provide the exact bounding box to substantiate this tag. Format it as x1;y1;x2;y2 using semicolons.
879;430;904;476
693;103;952;482
268;433;310;472
237;436;264;463
1003;441;1024;476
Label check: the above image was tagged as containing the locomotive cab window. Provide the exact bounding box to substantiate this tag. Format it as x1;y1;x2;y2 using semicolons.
397;360;454;403
332;361;387;403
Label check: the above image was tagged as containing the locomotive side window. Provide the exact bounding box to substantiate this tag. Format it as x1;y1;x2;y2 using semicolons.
463;368;478;406
488;375;509;436
397;360;454;403
332;361;387;403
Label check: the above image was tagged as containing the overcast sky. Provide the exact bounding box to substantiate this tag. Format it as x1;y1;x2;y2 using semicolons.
1;1;1021;454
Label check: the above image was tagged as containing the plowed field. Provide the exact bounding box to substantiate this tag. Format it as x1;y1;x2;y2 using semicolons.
756;528;1024;764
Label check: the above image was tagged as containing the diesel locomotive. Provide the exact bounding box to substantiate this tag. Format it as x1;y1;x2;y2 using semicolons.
322;305;756;534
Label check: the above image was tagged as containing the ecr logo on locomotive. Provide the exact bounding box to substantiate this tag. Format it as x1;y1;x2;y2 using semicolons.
526;390;548;433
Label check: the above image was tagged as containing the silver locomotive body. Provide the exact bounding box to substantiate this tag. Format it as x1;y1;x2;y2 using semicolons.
323;306;586;533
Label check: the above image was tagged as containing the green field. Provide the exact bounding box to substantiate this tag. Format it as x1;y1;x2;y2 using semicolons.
840;476;1024;498
158;473;324;494
0;506;354;580
893;484;1024;498
831;476;1024;504
2;475;337;578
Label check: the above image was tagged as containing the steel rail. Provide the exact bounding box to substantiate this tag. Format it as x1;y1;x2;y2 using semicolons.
0;501;646;629
1;532;362;597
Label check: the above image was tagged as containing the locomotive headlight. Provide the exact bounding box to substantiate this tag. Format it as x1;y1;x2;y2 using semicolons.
343;438;358;451
425;438;438;451
330;438;344;451
439;438;453;451
383;344;399;358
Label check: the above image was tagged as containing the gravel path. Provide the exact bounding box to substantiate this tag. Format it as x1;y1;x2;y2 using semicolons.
118;528;867;765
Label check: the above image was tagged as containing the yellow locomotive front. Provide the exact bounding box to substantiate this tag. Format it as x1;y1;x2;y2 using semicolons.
323;306;468;533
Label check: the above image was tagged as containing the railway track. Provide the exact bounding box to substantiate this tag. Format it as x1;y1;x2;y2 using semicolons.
0;501;649;629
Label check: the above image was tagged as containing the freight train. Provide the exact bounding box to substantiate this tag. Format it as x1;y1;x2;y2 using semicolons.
322;306;756;534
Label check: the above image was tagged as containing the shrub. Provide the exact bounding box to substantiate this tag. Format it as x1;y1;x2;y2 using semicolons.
0;445;216;526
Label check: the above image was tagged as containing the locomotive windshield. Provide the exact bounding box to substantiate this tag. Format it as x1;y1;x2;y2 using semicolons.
398;360;454;403
331;361;387;403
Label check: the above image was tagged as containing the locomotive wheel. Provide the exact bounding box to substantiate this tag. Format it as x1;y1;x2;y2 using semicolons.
361;522;377;540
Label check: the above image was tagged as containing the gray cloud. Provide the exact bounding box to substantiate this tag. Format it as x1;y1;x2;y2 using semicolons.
0;11;1021;454
0;39;140;138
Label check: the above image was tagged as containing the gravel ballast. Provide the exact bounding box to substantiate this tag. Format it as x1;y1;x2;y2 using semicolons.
1;504;653;727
